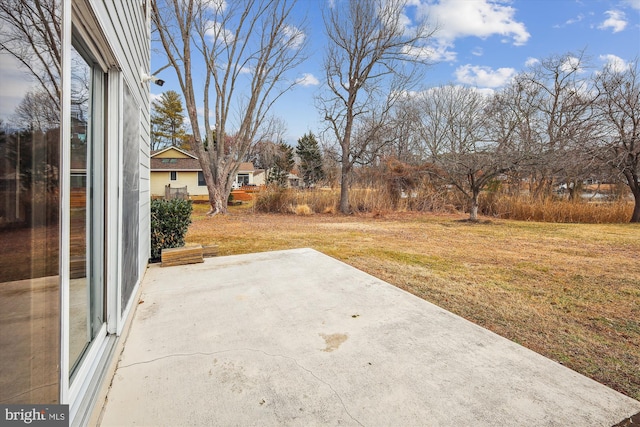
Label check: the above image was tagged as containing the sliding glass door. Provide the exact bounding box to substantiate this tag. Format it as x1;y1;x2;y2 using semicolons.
68;43;105;381
0;0;62;405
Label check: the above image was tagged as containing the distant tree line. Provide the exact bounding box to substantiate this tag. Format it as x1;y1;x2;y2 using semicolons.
339;53;639;222
150;0;638;222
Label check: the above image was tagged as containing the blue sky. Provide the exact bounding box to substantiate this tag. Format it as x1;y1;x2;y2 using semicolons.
150;0;640;145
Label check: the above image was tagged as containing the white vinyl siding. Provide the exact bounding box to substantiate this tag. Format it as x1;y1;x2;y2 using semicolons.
91;1;151;318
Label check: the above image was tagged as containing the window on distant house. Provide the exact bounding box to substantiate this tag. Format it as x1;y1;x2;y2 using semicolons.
198;171;206;186
237;173;249;187
170;171;177;181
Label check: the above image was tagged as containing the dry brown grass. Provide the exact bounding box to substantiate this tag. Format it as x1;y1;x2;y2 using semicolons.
294;204;313;216
483;194;634;223
253;186;634;223
187;203;640;401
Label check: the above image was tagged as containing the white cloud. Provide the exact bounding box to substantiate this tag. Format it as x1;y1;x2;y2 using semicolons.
623;0;640;10
402;44;436;60
150;93;163;103
197;106;215;123
525;57;539;67
205;21;235;44
455;64;516;88
398;9;413;34
566;14;584;25
554;13;584;28
402;41;457;62
283;25;305;50
598;10;627;33
473;87;496;97
295;73;319;86
600;54;630;73
204;0;227;13
560;56;583;73
471;47;484;57
418;0;530;47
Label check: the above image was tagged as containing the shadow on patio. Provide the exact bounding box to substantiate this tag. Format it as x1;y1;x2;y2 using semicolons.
97;248;640;426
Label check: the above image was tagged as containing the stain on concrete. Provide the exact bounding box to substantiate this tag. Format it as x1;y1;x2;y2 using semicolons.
319;333;348;352
137;301;158;321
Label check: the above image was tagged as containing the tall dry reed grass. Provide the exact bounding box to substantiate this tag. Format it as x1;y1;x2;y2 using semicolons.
252;185;633;223
253;186;455;215
482;194;633;223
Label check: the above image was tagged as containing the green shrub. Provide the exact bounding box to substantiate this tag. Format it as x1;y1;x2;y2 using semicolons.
150;198;193;260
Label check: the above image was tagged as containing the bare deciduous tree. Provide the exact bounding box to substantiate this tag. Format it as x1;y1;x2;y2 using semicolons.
152;0;306;214
244;116;289;169
592;60;640;222
0;0;61;110
382;97;425;164
512;52;597;199
13;89;58;131
318;0;435;214
415;85;518;221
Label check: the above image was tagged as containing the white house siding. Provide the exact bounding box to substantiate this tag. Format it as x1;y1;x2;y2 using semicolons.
151;171;171;196
150;148;255;197
151;171;210;197
97;1;151;305
72;1;151;424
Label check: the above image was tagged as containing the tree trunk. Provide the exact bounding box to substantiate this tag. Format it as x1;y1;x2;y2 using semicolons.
339;138;352;214
566;179;583;201
532;176;553;200
469;191;479;221
623;170;640;223
205;180;227;215
339;163;350;214
629;182;640;223
631;194;640;223
203;163;230;216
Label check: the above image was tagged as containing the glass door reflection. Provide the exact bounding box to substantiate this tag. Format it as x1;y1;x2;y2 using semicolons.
69;44;104;377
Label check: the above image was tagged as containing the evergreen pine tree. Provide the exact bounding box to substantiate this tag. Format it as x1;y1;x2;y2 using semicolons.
296;132;325;187
266;141;294;187
151;90;187;150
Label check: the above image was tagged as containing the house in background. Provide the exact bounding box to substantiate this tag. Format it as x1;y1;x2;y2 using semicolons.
0;2;150;426
253;169;267;186
150;146;255;200
234;164;256;189
287;172;302;188
252;169;302;188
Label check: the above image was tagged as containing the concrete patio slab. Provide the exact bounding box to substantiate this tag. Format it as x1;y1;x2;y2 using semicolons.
99;248;640;426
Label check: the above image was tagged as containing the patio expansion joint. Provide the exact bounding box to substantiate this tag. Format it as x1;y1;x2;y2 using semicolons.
117;347;365;427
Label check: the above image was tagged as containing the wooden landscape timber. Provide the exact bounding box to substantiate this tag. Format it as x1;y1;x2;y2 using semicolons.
202;245;219;258
161;245;204;267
